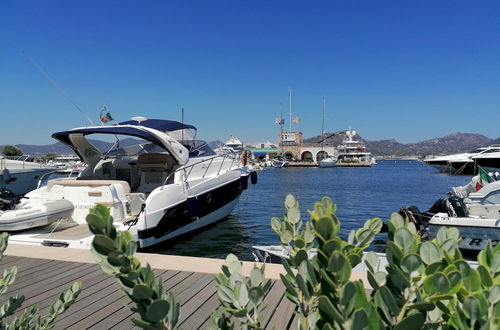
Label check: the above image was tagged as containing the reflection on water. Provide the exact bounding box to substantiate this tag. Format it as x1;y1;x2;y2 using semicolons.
153;160;471;261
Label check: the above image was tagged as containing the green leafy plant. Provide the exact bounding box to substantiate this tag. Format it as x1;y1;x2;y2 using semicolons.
273;195;383;329
0;232;82;329
86;204;180;330
85;198;500;330
212;254;272;330
273;196;500;329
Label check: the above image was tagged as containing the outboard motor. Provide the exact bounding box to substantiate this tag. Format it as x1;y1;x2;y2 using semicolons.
443;195;469;218
0;188;21;211
398;205;432;234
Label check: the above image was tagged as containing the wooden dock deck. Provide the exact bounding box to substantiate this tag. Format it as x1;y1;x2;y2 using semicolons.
1;245;301;329
1;244;369;329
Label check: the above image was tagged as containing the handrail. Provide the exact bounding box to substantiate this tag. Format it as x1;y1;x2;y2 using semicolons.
37;169;81;188
160;152;243;190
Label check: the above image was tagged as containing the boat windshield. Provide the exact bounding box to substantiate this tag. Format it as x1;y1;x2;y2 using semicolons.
180;140;216;157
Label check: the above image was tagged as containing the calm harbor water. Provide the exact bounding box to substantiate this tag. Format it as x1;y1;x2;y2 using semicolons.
155;160;471;261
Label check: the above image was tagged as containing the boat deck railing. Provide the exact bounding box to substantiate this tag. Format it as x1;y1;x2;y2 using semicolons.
161;152;244;190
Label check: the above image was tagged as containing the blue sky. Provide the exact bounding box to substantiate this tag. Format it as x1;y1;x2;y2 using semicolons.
1;1;499;145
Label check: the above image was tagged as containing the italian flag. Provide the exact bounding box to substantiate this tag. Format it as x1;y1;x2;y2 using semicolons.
475;167;491;191
100;111;114;123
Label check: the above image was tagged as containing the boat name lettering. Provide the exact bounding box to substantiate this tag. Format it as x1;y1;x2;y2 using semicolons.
15;209;42;217
76;204;95;209
469;238;498;247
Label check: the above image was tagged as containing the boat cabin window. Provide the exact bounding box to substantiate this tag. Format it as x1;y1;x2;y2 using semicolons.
482;191;500;205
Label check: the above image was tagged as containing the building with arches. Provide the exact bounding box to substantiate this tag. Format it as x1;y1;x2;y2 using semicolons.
277;131;337;164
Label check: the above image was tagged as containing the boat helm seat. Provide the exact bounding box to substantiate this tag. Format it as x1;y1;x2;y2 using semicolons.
137;153;176;193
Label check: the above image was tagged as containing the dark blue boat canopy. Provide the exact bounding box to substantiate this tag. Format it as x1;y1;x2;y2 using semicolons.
118;119;196;132
52;119;197;151
52;126;167;149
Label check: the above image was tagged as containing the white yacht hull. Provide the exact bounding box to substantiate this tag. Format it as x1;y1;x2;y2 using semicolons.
135;171;247;248
427;213;500;251
318;158;336;168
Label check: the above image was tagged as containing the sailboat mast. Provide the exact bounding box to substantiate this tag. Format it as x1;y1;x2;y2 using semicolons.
280;102;284;154
322;98;326;137
288;87;292;132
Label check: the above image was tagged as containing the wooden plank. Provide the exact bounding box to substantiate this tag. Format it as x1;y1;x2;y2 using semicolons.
18;264;108;310
182;291;220;329
260;281;285;327
2;260;90;299
54;282;130;328
0;255;21;267
0;256;58;276
177;278;217;325
265;288;296;329
51;273;120;326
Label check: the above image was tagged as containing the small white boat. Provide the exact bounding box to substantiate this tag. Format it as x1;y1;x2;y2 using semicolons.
272;159;288;168
0;198;74;231
318;156;336;168
400;174;500;252
251;245;478;270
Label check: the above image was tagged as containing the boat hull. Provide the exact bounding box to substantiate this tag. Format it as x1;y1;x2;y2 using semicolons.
427;214;500;251
136;176;245;248
318;158;336;168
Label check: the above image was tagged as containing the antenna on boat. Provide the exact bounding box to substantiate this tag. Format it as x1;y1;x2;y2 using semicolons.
22;51;96;126
132;116;148;125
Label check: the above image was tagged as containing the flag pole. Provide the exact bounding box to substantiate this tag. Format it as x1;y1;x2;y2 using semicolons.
181;107;185;141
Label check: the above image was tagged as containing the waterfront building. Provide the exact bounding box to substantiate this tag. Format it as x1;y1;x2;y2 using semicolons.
278;131;337;164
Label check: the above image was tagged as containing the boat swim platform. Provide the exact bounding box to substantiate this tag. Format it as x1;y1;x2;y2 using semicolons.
3;245;370;329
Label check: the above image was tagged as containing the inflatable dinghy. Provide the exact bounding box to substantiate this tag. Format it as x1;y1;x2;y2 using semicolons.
0;199;74;231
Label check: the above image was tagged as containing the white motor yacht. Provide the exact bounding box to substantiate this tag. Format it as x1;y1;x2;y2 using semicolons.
424;145;500;175
3;117;257;249
0;155;55;195
217;135;244;153
336;129;374;166
471;147;500;173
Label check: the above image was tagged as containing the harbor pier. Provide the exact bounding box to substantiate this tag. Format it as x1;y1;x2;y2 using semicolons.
2;245;369;329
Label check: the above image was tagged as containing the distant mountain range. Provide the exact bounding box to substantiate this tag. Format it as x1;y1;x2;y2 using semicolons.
305;132;500;157
0;138;141;155
2;133;500;157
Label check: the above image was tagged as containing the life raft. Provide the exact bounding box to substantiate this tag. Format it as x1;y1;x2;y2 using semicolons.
0;199;74;231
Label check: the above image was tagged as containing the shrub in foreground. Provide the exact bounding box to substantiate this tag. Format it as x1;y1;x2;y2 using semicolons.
87;197;500;329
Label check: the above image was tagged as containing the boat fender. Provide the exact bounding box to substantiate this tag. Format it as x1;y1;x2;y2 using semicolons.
187;196;199;218
2;169;15;184
250;171;258;185
241;151;247;166
240;175;249;190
